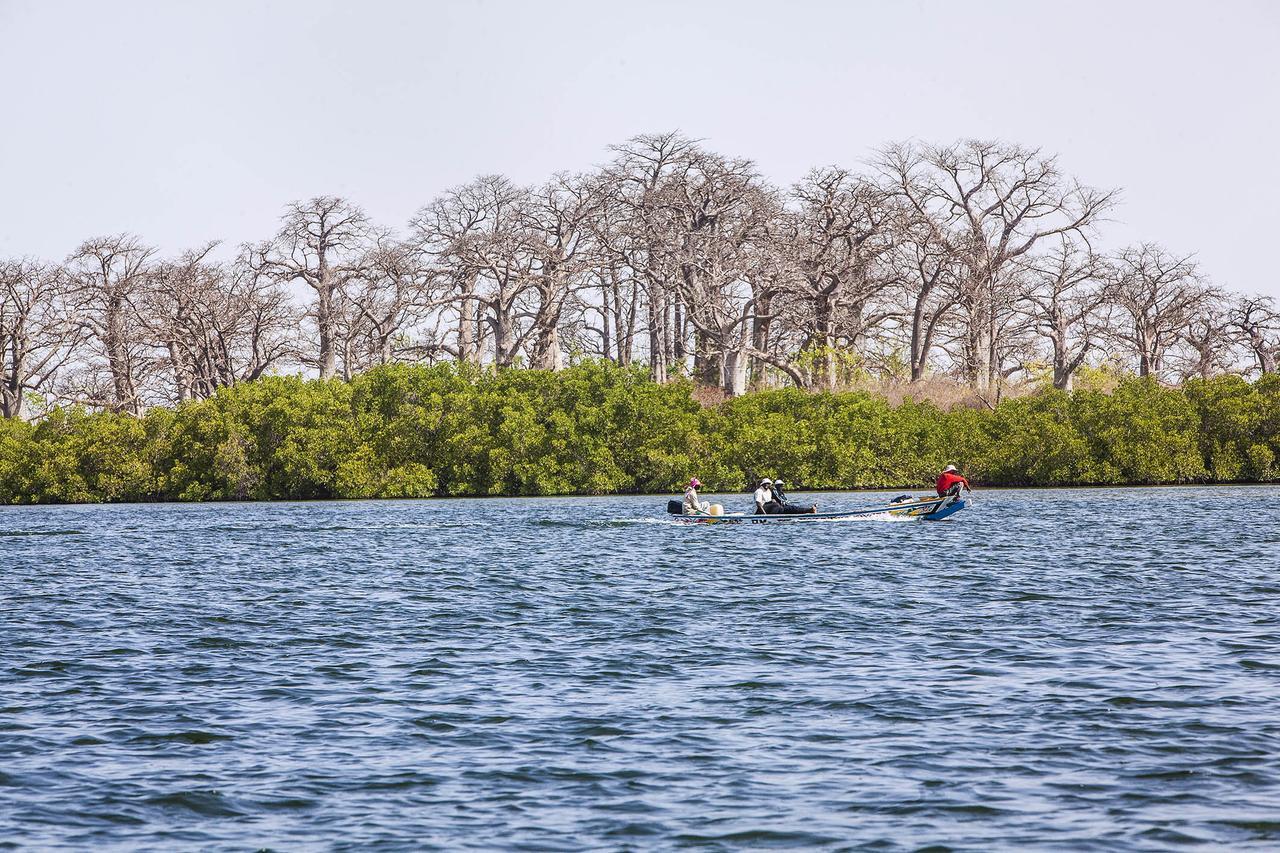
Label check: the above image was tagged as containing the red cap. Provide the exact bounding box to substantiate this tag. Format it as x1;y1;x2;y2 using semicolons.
688;478;702;488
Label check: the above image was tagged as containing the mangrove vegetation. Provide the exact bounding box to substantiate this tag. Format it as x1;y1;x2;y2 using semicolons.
0;363;1276;504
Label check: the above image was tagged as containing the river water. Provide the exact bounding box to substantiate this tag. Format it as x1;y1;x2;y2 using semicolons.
2;487;1279;850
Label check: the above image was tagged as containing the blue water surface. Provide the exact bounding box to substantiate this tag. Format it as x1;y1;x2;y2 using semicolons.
3;487;1279;850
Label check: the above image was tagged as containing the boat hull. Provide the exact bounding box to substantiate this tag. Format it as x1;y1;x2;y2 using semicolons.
669;495;965;523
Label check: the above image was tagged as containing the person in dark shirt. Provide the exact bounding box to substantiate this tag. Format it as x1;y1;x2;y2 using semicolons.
770;479;817;514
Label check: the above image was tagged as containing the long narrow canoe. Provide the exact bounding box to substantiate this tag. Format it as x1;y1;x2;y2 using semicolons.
669;493;966;523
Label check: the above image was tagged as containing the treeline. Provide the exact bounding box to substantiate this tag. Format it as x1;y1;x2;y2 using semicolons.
0;363;1276;504
3;134;1279;421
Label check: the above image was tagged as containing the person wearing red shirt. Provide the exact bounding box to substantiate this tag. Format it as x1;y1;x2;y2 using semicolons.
935;464;971;497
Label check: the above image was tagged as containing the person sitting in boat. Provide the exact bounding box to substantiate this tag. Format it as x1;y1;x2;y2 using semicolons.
684;478;710;515
935;464;972;497
754;478;779;514
770;478;818;514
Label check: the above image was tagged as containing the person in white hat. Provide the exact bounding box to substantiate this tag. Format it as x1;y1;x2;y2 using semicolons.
935;464;971;497
753;477;777;514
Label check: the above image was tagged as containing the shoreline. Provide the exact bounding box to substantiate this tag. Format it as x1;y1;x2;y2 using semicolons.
3;480;1278;510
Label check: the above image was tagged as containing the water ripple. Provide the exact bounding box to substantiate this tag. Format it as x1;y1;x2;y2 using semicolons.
1;487;1279;849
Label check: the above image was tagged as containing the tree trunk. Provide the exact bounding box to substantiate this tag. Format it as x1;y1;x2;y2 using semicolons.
619;278;637;366
457;292;476;364
663;295;676;374
910;299;929;382
1052;342;1074;391
693;329;718;386
600;282;613;363
722;347;748;397
811;293;837;390
1253;333;1278;374
647;290;666;381
969;324;992;393
2;358;22;418
491;305;515;368
169;342;193;403
750;294;772;392
532;325;561;370
104;296;136;413
673;299;685;366
315;284;338;380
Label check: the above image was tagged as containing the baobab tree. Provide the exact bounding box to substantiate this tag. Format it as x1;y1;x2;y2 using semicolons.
142;243;220;402
414;176;542;368
602;132;706;381
9;134;1276;407
1229;295;1279;376
66;234;157;413
786;167;896;389
885;214;960;383
0;260;84;418
146;246;296;401
1109;244;1208;379
251;197;371;380
1175;288;1236;381
667;152;777;396
520;173;605;370
877;140;1116;392
1022;236;1111;390
340;234;443;374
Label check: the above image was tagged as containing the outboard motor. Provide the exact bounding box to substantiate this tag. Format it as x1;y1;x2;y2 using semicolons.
667;499;684;515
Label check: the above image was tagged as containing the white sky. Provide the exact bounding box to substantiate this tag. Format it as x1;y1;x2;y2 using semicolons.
2;0;1277;298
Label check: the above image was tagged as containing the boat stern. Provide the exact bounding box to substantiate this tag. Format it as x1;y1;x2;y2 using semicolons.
923;497;966;520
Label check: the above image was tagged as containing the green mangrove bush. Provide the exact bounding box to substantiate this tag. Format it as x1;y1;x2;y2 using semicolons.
0;363;1276;503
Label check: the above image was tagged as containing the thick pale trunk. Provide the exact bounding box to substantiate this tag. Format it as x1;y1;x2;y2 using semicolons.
532;325;561;370
750;295;771;392
722;347;747;397
169;342;193;403
618;279;636;366
1;387;19;419
970;326;992;393
1051;323;1075;391
531;282;565;370
600;284;613;362
986;309;1000;392
3;338;22;418
908;273;941;384
814;294;836;391
492;306;515;368
105;298;136;413
313;250;339;380
1137;324;1156;378
457;293;477;364
647;292;666;381
1052;349;1074;391
662;296;675;374
379;328;394;365
2;365;21;419
315;285;338;380
909;299;929;382
1256;337;1277;374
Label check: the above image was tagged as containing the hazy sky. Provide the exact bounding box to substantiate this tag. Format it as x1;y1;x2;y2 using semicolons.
2;0;1277;297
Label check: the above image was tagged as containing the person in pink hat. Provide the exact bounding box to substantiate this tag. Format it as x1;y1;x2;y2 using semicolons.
683;477;709;515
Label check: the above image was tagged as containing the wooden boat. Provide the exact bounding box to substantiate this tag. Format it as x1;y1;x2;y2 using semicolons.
666;493;966;523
